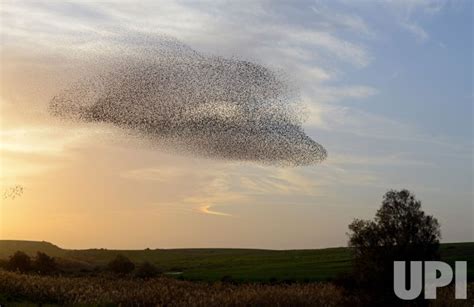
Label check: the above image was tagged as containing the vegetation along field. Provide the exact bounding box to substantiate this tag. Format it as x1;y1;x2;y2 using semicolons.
1;240;473;282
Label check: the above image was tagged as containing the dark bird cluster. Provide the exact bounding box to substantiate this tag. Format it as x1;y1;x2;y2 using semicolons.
49;35;327;166
3;185;24;200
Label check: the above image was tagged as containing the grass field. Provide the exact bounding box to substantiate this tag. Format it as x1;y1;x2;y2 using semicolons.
2;270;472;306
1;240;473;282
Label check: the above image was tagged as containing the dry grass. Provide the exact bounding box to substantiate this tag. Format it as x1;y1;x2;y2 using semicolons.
0;270;472;306
430;283;474;307
0;270;353;306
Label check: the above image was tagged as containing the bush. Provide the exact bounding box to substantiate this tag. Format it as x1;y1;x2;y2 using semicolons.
34;252;57;275
134;262;160;279
220;275;234;283
107;254;135;275
0;259;8;270
8;251;32;272
333;272;356;290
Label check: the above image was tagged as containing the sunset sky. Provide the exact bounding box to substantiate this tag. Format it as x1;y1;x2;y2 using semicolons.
1;0;472;249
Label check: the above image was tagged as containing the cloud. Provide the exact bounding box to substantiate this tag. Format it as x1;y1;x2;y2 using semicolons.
0;124;104;182
400;21;429;42
304;103;424;143
3;0;454;170
380;0;447;43
308;86;378;104
0;1;373;68
120;160;381;215
1;0;377;136
198;205;233;217
310;4;374;37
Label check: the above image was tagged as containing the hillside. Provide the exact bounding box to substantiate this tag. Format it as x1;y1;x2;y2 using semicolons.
0;240;65;258
1;240;473;282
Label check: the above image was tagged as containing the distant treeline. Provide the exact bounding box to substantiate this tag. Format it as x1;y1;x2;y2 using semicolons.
0;251;161;279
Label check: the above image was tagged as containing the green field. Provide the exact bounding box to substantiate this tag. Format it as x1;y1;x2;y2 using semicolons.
1;240;473;282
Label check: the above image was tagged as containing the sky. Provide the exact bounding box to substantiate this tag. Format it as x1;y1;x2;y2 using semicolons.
0;0;472;249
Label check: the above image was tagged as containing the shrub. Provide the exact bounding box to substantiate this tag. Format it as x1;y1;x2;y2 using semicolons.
0;259;8;270
134;262;160;279
34;252;57;275
107;254;135;275
220;275;234;283
8;251;32;272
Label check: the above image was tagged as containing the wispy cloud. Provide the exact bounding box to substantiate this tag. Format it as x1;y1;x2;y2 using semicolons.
198;205;233;217
380;0;447;43
310;4;374;37
0;124;105;183
400;21;429;42
1;0;378;141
